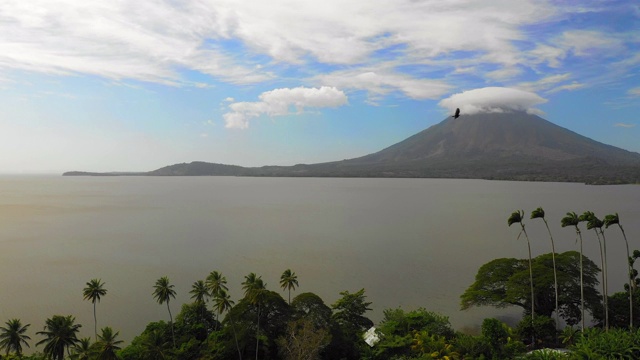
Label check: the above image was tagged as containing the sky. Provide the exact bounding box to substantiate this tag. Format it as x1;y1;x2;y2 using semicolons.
0;0;639;174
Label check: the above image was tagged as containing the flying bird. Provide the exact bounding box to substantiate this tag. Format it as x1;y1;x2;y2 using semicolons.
452;108;460;119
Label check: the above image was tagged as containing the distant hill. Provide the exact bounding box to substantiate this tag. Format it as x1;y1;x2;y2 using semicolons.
64;111;640;184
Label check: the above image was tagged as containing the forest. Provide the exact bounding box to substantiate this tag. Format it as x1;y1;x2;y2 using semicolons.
1;209;639;360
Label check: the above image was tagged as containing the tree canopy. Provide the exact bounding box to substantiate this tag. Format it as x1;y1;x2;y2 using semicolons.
460;251;601;325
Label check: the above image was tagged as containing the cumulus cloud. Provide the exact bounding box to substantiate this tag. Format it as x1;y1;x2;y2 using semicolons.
438;87;547;115
223;87;348;129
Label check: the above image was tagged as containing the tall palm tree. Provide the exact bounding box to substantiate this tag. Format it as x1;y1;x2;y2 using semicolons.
581;211;609;330
508;210;535;344
604;212;633;329
153;276;177;348
214;290;242;360
0;318;31;357
205;271;229;298
82;278;107;341
36;315;81;360
531;207;560;332
190;279;210;326
242;273;267;360
280;269;299;304
561;211;586;331
95;327;123;360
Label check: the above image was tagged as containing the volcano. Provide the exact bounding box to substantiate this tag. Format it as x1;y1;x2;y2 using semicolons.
65;111;640;184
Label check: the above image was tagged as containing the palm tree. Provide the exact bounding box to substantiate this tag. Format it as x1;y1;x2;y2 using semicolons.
0;318;31;357
604;212;633;329
82;278;107;341
280;269;299;304
153;276;177;348
140;329;171;360
242;273;267;360
190;280;210;304
205;271;229;298
531;207;560;332
95;327;123;360
581;211;609;330
70;337;93;360
561;211;586;331
190;279;210;326
508;210;535;344
213;290;242;360
36;315;81;360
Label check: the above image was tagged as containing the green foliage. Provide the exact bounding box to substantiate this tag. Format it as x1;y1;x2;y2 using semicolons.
522;349;569;360
481;318;525;360
410;330;460;359
461;252;601;326
95;327;123;360
516;315;557;348
453;334;489;360
276;318;331;360
569;328;640;359
36;315;81;360
373;308;455;359
0;318;31;356
331;289;373;334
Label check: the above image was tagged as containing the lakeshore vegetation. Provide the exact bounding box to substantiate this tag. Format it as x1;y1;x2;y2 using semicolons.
1;210;639;360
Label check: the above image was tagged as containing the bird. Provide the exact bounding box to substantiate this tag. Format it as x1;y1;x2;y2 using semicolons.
452;108;460;119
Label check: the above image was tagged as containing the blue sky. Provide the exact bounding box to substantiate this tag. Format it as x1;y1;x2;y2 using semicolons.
0;0;638;173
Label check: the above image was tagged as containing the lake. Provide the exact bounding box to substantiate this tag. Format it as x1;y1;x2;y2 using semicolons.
0;176;638;345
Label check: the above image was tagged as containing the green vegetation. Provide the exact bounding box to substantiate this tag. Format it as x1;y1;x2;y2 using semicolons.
2;211;639;359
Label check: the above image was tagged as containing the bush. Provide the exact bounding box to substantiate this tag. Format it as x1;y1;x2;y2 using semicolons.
516;315;558;348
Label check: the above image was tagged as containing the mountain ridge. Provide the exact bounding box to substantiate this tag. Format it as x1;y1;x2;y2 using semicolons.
63;111;640;184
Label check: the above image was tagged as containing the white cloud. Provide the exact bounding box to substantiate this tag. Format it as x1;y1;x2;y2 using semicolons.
614;123;636;128
628;88;640;97
316;70;452;101
223;86;348;129
555;30;624;57
438;87;547;115
517;73;572;92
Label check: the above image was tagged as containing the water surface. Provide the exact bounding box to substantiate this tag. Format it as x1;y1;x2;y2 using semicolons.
0;176;638;344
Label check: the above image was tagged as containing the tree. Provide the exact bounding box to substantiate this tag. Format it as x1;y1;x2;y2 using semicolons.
508;210;535;342
153;276;177;348
280;269;299;305
276;318;331;360
0;318;31;357
581;211;609;330
604;212;633;329
561;211;586;331
291;293;332;330
205;271;228;298
242;273;268;360
36;315;81;360
331;289;373;335
82;278;107;341
189;280;209;305
70;337;93;360
214;289;242;360
531;207;560;331
460;251;602;326
95;327;123;360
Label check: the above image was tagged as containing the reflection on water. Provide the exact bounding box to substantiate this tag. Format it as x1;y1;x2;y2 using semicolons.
0;176;638;344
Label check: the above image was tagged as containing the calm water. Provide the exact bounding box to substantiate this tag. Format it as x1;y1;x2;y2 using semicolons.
0;176;639;345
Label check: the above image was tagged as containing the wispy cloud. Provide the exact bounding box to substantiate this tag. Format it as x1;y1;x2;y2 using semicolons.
628;88;640;97
223;86;348;129
614;123;636;128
